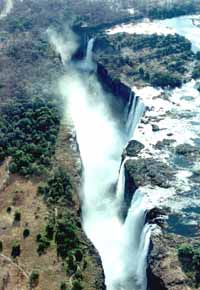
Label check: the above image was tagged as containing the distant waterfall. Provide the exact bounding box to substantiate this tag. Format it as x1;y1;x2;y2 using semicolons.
85;38;94;64
80;38;96;72
126;94;145;140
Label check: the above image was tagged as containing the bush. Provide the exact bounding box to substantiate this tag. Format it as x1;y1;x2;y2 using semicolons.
29;270;39;289
0;240;3;253
11;242;21;258
178;243;194;258
37;236;50;256
39;168;73;204
151;72;182;88
23;228;30;239
72;280;83;290
14;211;21;222
60;282;67;290
45;221;54;240
178;243;200;286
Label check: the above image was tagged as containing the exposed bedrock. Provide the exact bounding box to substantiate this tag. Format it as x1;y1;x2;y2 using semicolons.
147;233;198;290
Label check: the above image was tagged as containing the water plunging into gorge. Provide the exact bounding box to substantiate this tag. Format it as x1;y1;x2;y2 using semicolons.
59;37;152;290
52;13;200;290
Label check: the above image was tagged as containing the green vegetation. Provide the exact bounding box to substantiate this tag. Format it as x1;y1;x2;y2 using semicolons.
11;241;21;259
0;96;61;176
29;270;40;289
60;282;67;290
14;210;21;223
38;167;73;204
23;228;30;239
151;71;182;88
148;2;199;19
0;240;3;253
72;279;83;290
94;33;194;88
36;234;50;256
178;243;200;287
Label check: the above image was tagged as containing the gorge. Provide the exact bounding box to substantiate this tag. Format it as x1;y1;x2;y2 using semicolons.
0;1;200;290
59;13;200;290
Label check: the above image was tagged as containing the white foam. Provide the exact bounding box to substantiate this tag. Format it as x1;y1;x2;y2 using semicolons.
107;19;176;35
0;0;13;20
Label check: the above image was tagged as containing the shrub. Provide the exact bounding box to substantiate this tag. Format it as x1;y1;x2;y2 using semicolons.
45;222;54;240
23;228;30;239
60;282;67;290
37;236;50;255
14;211;21;222
72;280;83;290
178;243;194;258
39;168;73;204
0;240;3;253
7;207;12;214
29;270;39;289
11;241;21;258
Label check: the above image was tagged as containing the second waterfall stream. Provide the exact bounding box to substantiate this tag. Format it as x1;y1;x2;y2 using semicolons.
60;37;152;290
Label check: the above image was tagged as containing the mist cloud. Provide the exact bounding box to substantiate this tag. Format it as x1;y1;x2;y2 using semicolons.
0;0;13;20
47;27;78;65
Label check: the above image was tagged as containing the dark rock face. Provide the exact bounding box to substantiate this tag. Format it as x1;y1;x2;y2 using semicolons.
155;139;176;150
125;158;174;189
175;143;199;156
96;62;133;105
123;140;145;158
147;207;168;227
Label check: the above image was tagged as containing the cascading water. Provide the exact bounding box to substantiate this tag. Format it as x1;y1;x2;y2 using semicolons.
126;94;145;140
0;0;13;19
59;35;152;290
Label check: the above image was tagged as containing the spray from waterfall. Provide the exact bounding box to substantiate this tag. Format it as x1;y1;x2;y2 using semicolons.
0;0;13;19
55;30;152;290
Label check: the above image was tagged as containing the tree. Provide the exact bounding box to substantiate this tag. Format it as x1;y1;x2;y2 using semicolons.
29;270;39;289
23;228;30;239
0;240;3;253
11;242;21;258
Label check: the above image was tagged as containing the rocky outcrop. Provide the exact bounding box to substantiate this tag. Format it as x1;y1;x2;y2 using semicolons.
148;232;197;290
123;140;145;158
125;158;174;189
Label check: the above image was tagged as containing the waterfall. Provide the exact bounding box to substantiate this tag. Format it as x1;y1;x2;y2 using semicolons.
126;94;145;140
121;189;152;290
85;38;94;64
116;157;127;209
79;38;96;72
60;37;152;290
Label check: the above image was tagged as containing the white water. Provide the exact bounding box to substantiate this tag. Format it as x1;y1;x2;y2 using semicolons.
0;0;13;20
58;33;151;290
126;94;145;140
